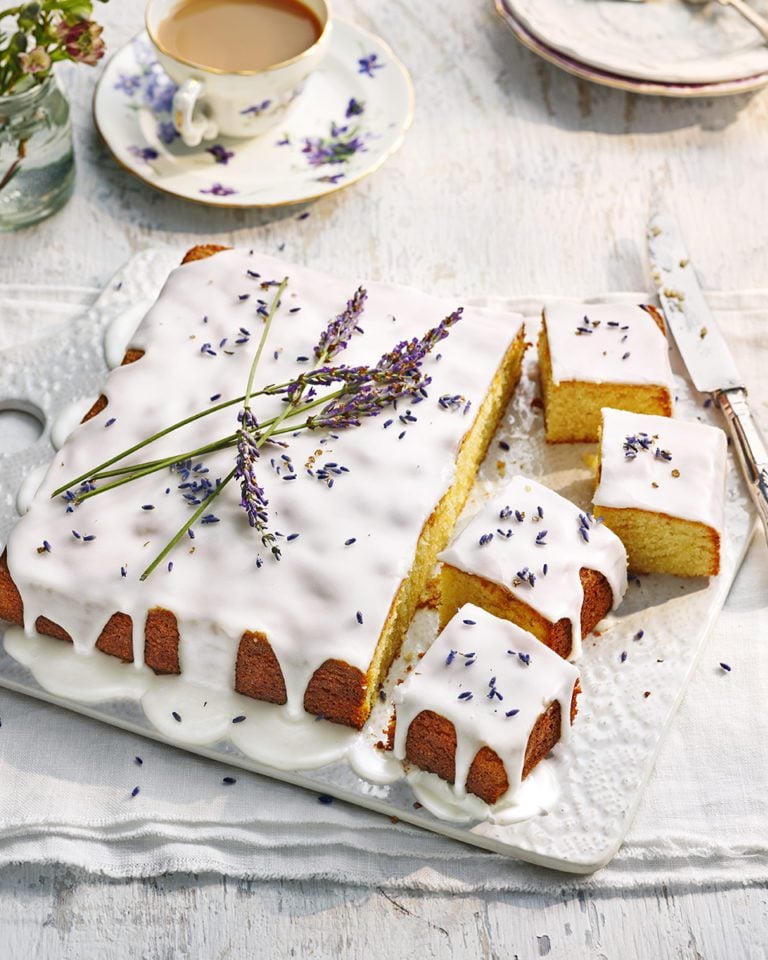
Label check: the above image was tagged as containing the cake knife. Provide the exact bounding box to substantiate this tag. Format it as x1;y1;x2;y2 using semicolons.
647;211;768;541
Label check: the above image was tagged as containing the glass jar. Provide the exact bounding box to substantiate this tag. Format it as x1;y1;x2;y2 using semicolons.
0;74;75;231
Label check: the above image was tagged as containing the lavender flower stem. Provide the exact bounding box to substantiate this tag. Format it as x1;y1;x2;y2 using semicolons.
52;281;288;501
73;436;242;505
244;277;288;412
51;393;265;499
73;386;348;506
89;434;241;481
139;468;236;581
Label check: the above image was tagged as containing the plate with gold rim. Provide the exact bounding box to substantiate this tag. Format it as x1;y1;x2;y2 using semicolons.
496;0;768;97
503;0;768;87
93;21;413;208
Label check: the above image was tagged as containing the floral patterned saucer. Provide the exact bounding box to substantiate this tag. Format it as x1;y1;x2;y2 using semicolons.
93;22;414;207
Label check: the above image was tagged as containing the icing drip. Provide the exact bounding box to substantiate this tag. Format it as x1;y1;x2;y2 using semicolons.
50;398;100;451
544;302;675;390
393;604;579;804
439;475;628;658
594;408;728;529
4;626;356;768
405;760;560;825
104;299;154;369
6;249;524;721
16;464;49;517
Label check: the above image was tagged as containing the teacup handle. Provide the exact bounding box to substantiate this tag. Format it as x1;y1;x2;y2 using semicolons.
173;78;219;147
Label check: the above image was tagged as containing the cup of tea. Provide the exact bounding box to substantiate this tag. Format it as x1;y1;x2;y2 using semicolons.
146;0;331;147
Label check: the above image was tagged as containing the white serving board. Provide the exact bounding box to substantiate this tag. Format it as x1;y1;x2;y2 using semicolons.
0;252;754;873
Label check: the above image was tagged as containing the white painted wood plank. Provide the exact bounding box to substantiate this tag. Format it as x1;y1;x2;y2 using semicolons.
0;866;766;959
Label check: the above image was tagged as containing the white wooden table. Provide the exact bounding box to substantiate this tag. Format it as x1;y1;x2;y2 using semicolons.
1;1;767;955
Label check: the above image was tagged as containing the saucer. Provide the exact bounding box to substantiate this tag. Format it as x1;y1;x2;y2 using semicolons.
496;0;768;97
503;0;768;87
93;22;414;207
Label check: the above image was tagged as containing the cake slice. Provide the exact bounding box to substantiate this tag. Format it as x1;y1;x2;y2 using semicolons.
439;475;627;660
393;604;580;805
539;302;674;443
593;408;727;576
0;247;527;731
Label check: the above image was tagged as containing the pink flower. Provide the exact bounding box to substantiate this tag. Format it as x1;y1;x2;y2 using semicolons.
56;18;105;66
19;46;51;74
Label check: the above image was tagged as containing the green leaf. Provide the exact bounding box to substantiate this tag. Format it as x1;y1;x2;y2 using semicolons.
51;0;94;17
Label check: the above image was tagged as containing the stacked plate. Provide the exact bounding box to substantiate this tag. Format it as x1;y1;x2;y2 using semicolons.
496;0;768;96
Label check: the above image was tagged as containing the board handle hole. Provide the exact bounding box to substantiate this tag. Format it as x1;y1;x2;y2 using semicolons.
0;400;45;454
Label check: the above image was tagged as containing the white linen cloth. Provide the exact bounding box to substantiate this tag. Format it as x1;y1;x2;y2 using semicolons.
0;271;766;892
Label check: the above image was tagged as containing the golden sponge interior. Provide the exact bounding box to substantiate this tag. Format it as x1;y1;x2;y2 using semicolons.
538;325;672;444
363;328;528;719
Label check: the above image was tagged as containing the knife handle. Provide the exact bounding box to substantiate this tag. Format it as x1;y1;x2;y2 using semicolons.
716;387;768;541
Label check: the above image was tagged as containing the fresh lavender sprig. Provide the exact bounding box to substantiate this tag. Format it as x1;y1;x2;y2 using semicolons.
372;307;463;385
234;409;281;560
306;376;429;430
306;307;462;429
314;286;367;362
79;289;464;579
238;286;368;537
140;279;287;580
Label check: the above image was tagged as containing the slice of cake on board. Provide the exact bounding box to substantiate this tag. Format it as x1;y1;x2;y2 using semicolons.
393;604;580;806
0;247;527;732
439;475;628;660
593;408;727;577
539;302;675;443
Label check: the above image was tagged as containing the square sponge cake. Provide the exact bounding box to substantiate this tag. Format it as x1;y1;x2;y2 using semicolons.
393;603;580;806
593;408;728;577
539;302;675;443
438;475;628;660
0;247;527;731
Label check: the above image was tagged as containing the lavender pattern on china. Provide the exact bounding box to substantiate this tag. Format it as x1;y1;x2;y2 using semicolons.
358;53;384;77
207;144;235;165
200;183;237;197
127;145;159;164
114;37;179;148
302;120;367;169
241;99;272;116
345;97;364;117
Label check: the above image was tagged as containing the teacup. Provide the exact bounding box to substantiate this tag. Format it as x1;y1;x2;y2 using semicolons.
145;0;331;147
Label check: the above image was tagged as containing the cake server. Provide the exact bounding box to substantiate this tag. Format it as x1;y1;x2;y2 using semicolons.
648;211;768;541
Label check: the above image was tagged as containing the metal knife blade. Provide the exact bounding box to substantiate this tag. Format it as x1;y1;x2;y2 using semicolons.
648;210;768;543
647;212;742;394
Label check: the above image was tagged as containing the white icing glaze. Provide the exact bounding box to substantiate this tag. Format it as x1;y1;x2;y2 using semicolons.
544;302;674;393
5;625;151;702
393;604;579;804
49;397;99;451
104;299;155;369
15;463;49;517
438;475;628;658
347;733;402;786
6;249;524;728
406;759;560;826
593;408;728;530
4;625;356;768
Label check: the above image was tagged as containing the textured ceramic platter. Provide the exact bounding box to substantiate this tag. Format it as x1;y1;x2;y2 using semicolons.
93;25;413;207
507;0;768;85
496;0;768;98
0;251;754;872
